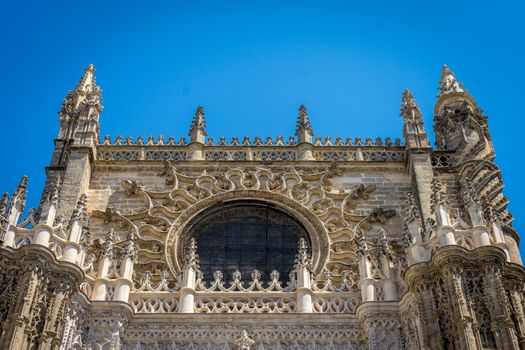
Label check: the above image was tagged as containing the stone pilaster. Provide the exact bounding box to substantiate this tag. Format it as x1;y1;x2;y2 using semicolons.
483;264;520;349
442;265;478;349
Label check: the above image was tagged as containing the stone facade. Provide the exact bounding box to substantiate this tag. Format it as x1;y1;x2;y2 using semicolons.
1;64;524;349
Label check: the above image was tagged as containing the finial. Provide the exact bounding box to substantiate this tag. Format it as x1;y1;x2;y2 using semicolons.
376;228;391;257
430;177;446;207
123;231;138;260
74;64;99;93
400;89;429;149
101;228;115;258
85;63;95;73
72;194;87;221
400;89;422;122
438;64;464;97
404;192;421;224
183;237;199;268
295;104;314;143
234;330;255;350
188;105;207;143
294;237;310;268
11;176;28;213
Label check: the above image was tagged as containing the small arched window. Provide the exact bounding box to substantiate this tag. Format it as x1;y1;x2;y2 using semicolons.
184;201;308;283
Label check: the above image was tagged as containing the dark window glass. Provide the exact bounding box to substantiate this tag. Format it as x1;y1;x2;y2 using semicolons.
185;202;308;283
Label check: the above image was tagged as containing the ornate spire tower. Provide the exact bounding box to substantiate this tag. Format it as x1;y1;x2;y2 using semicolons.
44;65;103;221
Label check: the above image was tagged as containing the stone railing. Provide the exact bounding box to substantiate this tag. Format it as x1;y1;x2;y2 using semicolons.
96;135;406;162
126;268;361;314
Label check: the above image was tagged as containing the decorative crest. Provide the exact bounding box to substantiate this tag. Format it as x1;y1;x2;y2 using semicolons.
438;64;464;97
234;329;255;350
295;104;314;143
188;105;207;142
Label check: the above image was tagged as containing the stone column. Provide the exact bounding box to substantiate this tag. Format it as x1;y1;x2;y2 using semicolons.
33;176;61;247
178;238;198;313
431;178;456;246
92;229;115;301
357;238;375;302
508;283;525;348
1;264;40;350
442;265;478;349
294;237;313;313
62;194;87;263
39;279;73;350
462;183;491;248
114;232;136;303
483;264;520;350
414;282;443;350
377;229;397;301
403;193;429;264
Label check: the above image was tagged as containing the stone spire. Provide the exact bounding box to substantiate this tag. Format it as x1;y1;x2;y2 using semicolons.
188;106;207;143
57;64;103;144
438;65;464;98
400;89;430;149
9;176;28;223
295;104;314;143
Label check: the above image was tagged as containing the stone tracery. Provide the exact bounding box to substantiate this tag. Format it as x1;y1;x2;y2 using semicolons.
0;64;524;349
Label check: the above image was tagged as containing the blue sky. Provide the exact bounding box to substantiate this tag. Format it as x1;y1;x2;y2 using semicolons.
1;1;524;255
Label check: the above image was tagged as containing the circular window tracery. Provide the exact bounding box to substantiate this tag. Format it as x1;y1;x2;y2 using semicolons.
183;201;309;283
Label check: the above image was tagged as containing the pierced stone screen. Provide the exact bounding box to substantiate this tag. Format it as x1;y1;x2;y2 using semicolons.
186;202;308;283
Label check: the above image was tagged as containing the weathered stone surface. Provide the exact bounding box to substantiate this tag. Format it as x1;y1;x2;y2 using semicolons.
0;65;523;349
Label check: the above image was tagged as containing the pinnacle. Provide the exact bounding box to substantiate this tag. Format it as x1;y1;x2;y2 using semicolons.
19;175;28;188
188;105;207;138
85;63;96;73
295;104;313;137
440;64;455;79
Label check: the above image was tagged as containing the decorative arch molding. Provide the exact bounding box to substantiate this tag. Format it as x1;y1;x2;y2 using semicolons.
165;190;331;275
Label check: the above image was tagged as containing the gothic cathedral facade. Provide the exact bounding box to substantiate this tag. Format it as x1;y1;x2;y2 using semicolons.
0;65;524;349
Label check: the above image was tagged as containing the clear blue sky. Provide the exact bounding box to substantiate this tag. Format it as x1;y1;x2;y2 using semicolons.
1;1;524;255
